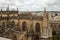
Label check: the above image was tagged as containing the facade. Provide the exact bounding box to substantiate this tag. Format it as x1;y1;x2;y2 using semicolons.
0;7;60;40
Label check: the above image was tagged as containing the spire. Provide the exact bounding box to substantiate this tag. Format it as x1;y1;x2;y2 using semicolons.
44;7;48;15
1;9;2;11
44;7;48;19
6;5;9;11
44;7;46;13
17;6;18;11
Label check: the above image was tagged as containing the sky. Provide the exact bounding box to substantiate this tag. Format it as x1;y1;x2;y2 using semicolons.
0;0;60;11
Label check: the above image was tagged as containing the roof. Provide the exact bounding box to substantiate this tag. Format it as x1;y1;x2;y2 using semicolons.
0;11;18;14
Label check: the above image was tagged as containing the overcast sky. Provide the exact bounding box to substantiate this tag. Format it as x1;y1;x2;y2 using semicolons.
0;0;60;11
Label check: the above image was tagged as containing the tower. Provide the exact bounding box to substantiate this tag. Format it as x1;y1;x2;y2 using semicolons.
42;7;49;40
6;5;9;11
17;6;18;12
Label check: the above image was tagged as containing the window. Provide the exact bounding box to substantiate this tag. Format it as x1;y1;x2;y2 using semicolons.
35;23;40;32
0;16;2;20
22;22;27;31
2;22;5;27
54;25;56;27
58;25;60;27
55;14;58;16
50;24;53;28
52;30;56;35
10;21;15;26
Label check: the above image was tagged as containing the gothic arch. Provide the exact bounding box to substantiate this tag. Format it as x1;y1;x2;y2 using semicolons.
35;23;40;32
22;21;27;31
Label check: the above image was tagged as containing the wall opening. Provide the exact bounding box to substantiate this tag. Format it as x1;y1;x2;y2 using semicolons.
22;22;27;31
35;23;40;33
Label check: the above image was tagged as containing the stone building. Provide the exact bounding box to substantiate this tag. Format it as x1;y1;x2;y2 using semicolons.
0;6;60;40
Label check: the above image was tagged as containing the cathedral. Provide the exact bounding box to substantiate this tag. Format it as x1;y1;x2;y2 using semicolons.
0;6;60;40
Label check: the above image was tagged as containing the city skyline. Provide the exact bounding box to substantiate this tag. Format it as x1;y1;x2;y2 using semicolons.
0;0;60;11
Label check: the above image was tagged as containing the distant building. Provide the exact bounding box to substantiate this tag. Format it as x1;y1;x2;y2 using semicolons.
0;6;60;40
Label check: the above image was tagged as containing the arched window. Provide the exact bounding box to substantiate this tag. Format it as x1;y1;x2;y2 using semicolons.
50;24;53;28
2;22;5;27
51;15;53;17
22;22;27;31
55;13;58;16
58;25;60;27
54;25;56;27
35;23;40;32
10;21;15;26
